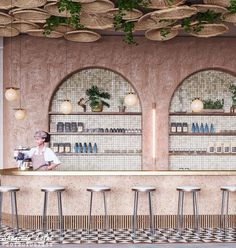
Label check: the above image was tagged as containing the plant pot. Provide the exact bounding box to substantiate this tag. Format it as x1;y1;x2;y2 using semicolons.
91;102;103;112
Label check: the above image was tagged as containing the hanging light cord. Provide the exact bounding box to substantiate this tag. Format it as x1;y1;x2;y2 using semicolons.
19;32;22;109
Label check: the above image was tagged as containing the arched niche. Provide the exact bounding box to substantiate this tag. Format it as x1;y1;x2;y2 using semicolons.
50;67;141;113
169;69;236;171
49;67;142;171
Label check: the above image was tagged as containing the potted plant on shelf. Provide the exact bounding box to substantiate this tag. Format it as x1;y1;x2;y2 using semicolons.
202;99;224;113
229;84;236;113
86;85;111;112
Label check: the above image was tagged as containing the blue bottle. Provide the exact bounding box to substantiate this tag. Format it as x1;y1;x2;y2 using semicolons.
93;143;97;153
74;143;79;153
87;143;92;153
191;123;195;133
195;123;199;133
82;143;87;153
200;123;204;133
204;123;209;133
78;143;82;153
210;124;215;133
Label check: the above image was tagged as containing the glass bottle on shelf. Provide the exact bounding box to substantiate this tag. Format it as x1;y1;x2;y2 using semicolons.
191;123;195;133
82;143;87;153
78;143;82;153
74;143;79;153
195;123;199;133
210;124;215;133
204;123;209;133
199;123;204;133
93;143;97;153
87;143;92;153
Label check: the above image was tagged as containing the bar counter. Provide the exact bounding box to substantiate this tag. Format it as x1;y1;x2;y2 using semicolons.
1;167;236;229
1;168;236;176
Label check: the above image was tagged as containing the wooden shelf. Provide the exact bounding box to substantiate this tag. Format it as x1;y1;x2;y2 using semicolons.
56;153;141;156
169;151;236;156
170;112;235;116
170;132;236;136
50;132;142;136
49;112;142;116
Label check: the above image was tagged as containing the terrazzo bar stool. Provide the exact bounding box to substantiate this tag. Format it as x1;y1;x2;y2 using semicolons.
176;186;201;230
132;186;156;237
0;186;20;232
86;186;111;232
220;186;236;228
41;185;65;232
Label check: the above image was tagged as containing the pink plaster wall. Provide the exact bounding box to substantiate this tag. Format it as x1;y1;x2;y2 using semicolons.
3;35;236;170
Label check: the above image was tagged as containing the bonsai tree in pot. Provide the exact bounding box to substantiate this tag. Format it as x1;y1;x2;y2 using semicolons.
86;85;111;112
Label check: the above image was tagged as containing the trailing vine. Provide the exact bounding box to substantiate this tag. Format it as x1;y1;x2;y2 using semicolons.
228;0;236;13
44;0;83;36
181;10;222;34
113;0;150;45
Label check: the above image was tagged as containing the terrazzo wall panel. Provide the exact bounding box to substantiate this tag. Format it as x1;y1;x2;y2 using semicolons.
3;36;236;170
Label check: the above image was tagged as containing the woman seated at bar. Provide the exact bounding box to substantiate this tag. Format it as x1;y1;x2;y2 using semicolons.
18;130;60;170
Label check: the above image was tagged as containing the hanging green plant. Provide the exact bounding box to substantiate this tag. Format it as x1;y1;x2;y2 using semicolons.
113;0;150;45
181;10;222;34
43;0;83;36
160;28;171;38
228;0;236;13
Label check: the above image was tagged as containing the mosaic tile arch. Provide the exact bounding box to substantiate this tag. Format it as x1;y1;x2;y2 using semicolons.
169;69;236;171
49;67;142;113
48;67;142;171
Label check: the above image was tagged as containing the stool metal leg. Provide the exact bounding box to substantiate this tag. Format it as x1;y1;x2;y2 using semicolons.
42;192;48;232
193;192;199;229
10;192;18;231
132;191;137;235
226;191;230;228
13;192;19;232
177;191;181;229
148;192;154;236
57;192;63;232
220;190;226;228
103;192;108;230
88;192;93;232
0;192;2;228
132;191;139;237
180;191;184;229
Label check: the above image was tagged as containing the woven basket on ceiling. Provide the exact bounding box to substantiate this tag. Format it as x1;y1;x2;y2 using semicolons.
134;12;175;31
44;2;71;17
80;12;113;29
146;0;185;9
81;0;114;13
10;20;40;33
145;27;178;41
52;24;75;33
12;0;47;8
151;6;198;20
0;26;20;37
0;12;13;25
189;23;228;37
72;0;96;2
222;12;236;23
64;30;101;42
106;8;143;21
12;8;50;22
27;29;63;38
0;0;13;10
192;4;227;13
203;0;230;8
